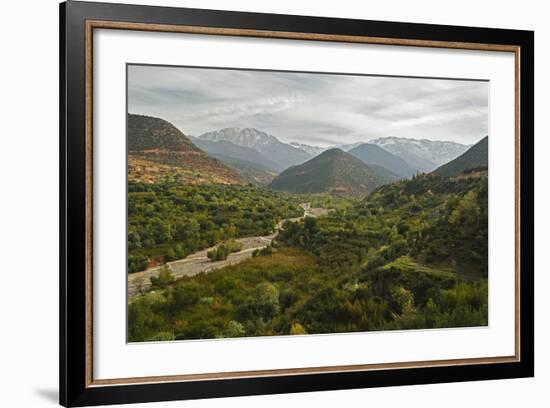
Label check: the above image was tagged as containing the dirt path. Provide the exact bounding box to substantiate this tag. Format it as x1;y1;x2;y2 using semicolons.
128;203;330;298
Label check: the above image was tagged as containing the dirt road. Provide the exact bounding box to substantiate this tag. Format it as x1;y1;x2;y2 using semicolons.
128;203;330;298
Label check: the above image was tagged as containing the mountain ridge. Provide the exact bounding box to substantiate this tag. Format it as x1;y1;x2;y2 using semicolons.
193;138;281;172
349;143;415;178
433;136;488;177
290;142;326;156
198;127;311;170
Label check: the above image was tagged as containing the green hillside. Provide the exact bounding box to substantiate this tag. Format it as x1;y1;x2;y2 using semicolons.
269;148;397;196
349;143;415;178
433;136;488;177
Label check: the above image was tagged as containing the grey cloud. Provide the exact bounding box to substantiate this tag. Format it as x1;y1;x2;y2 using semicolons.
128;65;488;146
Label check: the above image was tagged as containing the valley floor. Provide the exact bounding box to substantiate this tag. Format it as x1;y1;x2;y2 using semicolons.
127;175;488;342
128;235;273;298
128;203;328;298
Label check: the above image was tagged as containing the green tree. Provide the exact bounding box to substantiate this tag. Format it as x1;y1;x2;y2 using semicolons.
222;320;246;338
150;265;174;288
290;323;307;335
207;244;230;261
391;287;416;315
255;282;280;321
449;190;480;229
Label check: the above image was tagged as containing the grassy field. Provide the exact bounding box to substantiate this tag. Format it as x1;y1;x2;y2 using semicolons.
381;256;457;280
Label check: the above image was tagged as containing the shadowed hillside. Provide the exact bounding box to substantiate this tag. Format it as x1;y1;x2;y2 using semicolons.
198;127;311;170
192;138;279;184
433;136;488;177
349;143;415;178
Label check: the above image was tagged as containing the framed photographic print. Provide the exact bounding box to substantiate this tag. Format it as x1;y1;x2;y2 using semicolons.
59;1;534;406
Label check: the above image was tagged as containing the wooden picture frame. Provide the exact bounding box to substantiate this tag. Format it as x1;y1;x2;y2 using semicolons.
60;1;534;406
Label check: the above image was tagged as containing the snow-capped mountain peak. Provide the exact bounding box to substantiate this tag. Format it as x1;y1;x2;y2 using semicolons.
368;136;471;170
198;127;311;170
198;127;280;149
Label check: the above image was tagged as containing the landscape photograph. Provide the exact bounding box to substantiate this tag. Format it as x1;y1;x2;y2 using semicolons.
126;64;489;343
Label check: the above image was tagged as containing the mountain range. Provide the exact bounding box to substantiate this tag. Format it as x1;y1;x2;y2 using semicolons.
369;136;470;172
198;128;311;170
348;143;415;178
269;148;398;196
337;142;364;152
191;138;279;184
196;128;472;176
290;142;326;156
128;115;484;194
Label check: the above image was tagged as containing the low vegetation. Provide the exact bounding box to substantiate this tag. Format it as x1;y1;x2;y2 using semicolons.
128;173;488;341
127;182;303;272
207;240;243;261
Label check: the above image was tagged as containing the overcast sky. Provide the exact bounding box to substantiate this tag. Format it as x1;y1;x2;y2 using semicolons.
128;64;488;147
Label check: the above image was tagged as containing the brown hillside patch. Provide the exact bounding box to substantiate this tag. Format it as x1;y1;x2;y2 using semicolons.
128;153;244;185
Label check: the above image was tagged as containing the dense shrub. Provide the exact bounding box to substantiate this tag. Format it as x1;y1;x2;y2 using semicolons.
128;182;302;272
